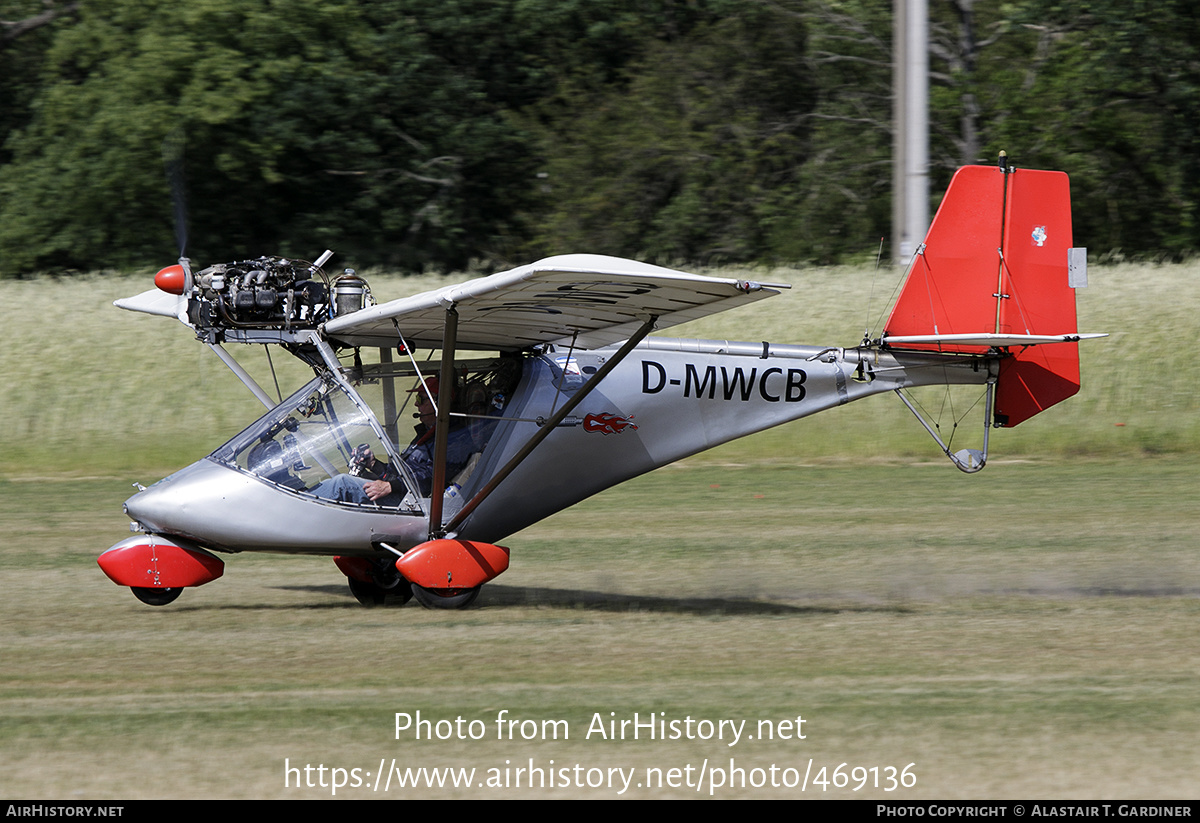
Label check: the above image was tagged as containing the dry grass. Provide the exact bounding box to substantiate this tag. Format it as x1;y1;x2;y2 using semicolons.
1;260;1196;476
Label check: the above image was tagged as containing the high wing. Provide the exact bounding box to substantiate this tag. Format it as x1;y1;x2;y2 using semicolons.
323;254;788;351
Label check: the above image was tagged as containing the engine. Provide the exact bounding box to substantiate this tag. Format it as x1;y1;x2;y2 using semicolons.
182;255;370;332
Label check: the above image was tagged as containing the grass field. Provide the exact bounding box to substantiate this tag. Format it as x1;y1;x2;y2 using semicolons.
1;262;1198;798
2;460;1198;798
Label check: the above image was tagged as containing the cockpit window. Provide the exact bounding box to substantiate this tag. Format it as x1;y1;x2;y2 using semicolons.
347;354;522;497
211;378;407;508
209;354;523;510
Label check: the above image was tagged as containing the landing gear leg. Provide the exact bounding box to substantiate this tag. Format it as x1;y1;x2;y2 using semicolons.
346;562;414;606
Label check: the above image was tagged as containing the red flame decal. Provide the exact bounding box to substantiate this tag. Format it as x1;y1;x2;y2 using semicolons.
583;412;638;435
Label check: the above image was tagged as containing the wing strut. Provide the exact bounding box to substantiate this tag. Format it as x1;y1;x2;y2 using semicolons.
205;342;275;410
427;304;459;539
438;315;659;538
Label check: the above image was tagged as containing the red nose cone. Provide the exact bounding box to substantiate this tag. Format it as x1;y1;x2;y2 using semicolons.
154;264;186;295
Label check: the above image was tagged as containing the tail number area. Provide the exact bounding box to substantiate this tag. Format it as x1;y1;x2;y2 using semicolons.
641;360;806;403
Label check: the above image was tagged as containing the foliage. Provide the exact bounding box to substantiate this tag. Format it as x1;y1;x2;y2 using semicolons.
996;0;1200;255
926;0;1200;255
0;1;77;167
523;6;815;264
0;0;543;273
2;0;1200;275
773;0;894;263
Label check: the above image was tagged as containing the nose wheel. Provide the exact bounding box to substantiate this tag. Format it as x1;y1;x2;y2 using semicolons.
131;587;183;606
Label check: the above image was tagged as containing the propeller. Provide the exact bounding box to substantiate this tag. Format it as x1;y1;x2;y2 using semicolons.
161;127;189;258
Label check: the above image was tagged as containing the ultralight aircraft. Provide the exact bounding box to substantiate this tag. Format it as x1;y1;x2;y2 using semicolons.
99;160;1105;609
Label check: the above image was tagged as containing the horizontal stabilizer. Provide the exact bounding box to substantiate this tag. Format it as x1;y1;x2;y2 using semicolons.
884;332;1107;347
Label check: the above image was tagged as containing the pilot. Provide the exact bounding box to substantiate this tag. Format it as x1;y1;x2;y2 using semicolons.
306;376;480;504
308;443;403;504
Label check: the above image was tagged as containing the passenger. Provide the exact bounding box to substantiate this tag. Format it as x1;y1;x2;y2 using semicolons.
399;376;479;497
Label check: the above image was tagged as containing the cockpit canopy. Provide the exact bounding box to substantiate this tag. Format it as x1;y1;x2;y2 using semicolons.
210;376;411;505
208;356;521;511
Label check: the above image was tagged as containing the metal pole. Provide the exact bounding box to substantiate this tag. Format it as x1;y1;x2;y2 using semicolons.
206;342;275;410
893;0;929;262
379;347;399;447
427;304;459;537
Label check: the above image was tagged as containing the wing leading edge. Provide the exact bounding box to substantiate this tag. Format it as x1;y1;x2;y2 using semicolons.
322;254;788;351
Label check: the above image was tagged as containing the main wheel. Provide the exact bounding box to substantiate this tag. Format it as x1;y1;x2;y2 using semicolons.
347;575;413;606
410;583;481;610
131;587;182;606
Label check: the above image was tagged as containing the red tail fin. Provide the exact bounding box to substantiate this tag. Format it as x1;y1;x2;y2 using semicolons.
884;165;1081;427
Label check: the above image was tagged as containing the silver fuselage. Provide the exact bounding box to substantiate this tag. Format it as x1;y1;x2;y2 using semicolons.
124;337;990;556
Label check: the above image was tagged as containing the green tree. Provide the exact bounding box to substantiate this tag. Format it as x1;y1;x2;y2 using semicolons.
799;0;1200;259
1;1;368;272
770;0;894;262
0;1;80;167
6;0;1198;276
523;4;816;264
988;0;1200;255
0;0;544;274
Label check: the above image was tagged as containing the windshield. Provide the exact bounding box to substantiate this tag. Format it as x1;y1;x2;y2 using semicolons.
210;377;411;508
209;354;519;510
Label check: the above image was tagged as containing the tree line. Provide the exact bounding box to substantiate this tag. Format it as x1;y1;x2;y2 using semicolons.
1;0;1197;276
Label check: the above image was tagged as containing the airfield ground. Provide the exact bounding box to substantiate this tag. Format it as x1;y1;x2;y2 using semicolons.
1;263;1197;798
2;459;1198;798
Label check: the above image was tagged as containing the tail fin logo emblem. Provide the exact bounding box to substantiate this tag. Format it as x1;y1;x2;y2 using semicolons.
1031;225;1048;246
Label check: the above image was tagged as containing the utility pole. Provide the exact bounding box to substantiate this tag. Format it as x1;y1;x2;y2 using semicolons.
892;0;929;263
